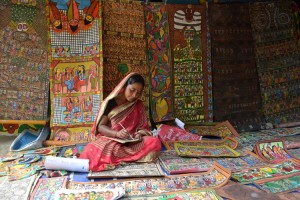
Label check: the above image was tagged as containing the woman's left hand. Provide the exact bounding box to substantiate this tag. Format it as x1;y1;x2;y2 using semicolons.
134;132;142;140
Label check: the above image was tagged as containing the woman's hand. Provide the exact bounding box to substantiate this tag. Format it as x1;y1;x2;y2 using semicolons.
133;132;142;140
115;129;131;139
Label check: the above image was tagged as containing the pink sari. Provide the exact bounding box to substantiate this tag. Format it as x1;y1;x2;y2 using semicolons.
79;73;161;172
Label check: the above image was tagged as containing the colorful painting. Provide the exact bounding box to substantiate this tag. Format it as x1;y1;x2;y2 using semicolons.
159;151;262;175
0;175;36;200
168;3;213;123
8;163;43;181
29;176;68;200
254;139;294;163
158;150;213;174
0;1;49;123
87;162;165;178
144;3;173;122
175;143;240;158
125;189;222;200
102;1;149;116
255;174;300;193
209;3;264;132
250;1;300;125
54;188;125;200
48;0;103;142
68;164;231;197
231;159;300;183
261;127;300;136
163;136;238;150
58;143;87;157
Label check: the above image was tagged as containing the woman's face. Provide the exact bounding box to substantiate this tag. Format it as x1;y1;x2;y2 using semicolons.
124;82;143;102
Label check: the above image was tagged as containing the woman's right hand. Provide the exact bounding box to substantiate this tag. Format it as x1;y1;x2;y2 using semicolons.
115;129;130;139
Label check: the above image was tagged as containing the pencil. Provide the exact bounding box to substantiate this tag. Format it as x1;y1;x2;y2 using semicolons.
118;123;134;139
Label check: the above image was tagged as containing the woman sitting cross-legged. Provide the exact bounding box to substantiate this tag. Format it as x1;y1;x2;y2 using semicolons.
79;72;161;172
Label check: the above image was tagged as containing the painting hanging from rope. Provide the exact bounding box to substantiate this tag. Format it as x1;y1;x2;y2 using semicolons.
209;3;265;132
102;1;150;116
167;3;213;123
250;0;300;125
0;0;49;134
48;0;102;142
144;3;173;122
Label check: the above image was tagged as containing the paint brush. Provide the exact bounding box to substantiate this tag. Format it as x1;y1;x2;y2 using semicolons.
118;123;134;140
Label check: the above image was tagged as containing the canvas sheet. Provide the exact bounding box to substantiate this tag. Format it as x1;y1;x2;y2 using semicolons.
167;3;213;123
209;3;265;132
48;0;103;141
250;0;300;125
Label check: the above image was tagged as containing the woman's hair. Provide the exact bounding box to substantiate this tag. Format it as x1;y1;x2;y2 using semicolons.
125;74;145;88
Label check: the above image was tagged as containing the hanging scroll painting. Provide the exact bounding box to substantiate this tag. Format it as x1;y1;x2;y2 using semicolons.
167;4;213;123
250;1;300;125
144;3;173;122
0;1;49;134
209;3;264;132
102;1;149;115
48;0;103;142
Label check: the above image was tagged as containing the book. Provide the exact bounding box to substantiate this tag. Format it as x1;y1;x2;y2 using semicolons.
102;136;141;144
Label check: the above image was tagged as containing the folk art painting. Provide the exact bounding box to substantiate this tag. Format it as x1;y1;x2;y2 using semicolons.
255;174;300;194
158;150;265;175
144;3;173;122
185;121;240;138
48;0;103;142
68;164;231;197
54;188;125;200
29;176;68;200
231;159;300;183
124;189;222;200
167;3;213;123
163;136;238;150
254;139;294;163
174;143;240;158
0;175;36;200
102;1;150;115
87;162;165;178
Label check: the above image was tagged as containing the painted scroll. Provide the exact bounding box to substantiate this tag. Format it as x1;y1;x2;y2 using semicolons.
0;1;49;134
209;3;264;132
48;0;102;141
174;143;240;158
167;4;213;123
103;1;149;115
87;162;165;178
144;3;173;122
68;164;231;197
250;1;300;125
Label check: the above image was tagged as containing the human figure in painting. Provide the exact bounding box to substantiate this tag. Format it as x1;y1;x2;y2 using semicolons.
64;67;74;92
54;68;62;93
79;72;161;171
73;65;86;92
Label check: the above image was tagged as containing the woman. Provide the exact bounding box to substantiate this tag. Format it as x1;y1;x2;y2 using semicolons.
79;72;161;172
